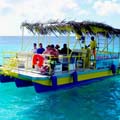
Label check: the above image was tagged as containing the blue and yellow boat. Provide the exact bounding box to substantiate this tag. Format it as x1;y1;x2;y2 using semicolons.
0;20;120;93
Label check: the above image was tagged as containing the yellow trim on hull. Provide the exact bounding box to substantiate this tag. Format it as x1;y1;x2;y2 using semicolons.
33;70;113;86
78;71;112;81
33;79;52;86
57;77;73;85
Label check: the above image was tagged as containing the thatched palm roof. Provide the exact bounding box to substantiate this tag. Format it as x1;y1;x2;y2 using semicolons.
21;20;120;37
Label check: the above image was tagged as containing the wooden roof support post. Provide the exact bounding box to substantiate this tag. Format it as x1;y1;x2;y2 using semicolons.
112;35;115;53
106;38;108;52
96;33;99;51
38;33;40;45
21;27;24;51
118;37;120;62
118;38;120;53
67;32;70;71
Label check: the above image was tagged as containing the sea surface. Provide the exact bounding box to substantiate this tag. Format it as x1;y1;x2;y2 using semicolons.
0;36;120;120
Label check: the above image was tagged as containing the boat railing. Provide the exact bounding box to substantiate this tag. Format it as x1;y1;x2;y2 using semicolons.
46;52;87;73
2;50;120;75
1;50;93;75
95;51;120;69
2;51;33;74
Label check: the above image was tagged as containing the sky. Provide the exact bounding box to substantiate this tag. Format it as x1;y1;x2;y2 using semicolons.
0;0;120;36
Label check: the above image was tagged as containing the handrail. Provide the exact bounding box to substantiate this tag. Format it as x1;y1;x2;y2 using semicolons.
1;49;120;75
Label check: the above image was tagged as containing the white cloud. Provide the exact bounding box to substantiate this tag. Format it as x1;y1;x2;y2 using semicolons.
93;0;120;16
0;0;83;35
1;0;79;21
1;0;119;35
79;9;89;15
65;0;78;9
86;0;94;4
0;1;9;8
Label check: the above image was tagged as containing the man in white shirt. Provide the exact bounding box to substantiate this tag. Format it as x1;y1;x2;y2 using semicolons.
32;43;37;53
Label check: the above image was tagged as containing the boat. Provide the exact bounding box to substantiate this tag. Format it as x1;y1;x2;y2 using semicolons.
0;20;120;93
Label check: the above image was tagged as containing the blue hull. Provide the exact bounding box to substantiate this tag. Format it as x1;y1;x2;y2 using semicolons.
15;78;33;87
33;76;110;93
0;75;14;83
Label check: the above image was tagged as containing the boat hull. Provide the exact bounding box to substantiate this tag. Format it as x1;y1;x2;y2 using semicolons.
0;75;15;83
33;75;111;93
32;69;115;93
15;78;33;87
0;68;119;93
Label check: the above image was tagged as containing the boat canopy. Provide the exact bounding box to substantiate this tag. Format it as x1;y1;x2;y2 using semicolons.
21;20;120;37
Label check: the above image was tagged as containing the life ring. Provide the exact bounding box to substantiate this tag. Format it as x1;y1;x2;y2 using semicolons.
32;54;44;67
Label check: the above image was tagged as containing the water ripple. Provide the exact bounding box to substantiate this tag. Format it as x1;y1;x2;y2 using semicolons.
0;76;120;119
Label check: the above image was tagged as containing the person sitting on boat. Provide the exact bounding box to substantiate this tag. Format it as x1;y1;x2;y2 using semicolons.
60;44;72;55
37;43;45;54
55;44;61;53
43;45;59;58
50;44;59;58
42;45;59;74
88;36;97;59
43;45;51;54
32;43;37;53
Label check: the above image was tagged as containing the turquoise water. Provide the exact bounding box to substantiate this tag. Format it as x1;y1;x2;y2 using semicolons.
0;36;120;120
0;77;120;120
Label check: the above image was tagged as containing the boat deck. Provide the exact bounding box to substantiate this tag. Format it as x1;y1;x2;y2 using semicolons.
0;66;93;78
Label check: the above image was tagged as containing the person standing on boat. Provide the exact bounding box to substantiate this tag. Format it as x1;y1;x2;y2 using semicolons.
32;43;37;53
37;43;45;54
88;36;97;59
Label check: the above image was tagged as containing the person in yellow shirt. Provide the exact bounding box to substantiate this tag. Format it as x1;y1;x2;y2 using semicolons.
88;36;97;59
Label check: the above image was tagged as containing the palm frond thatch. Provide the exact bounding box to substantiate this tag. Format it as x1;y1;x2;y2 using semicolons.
21;20;120;37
